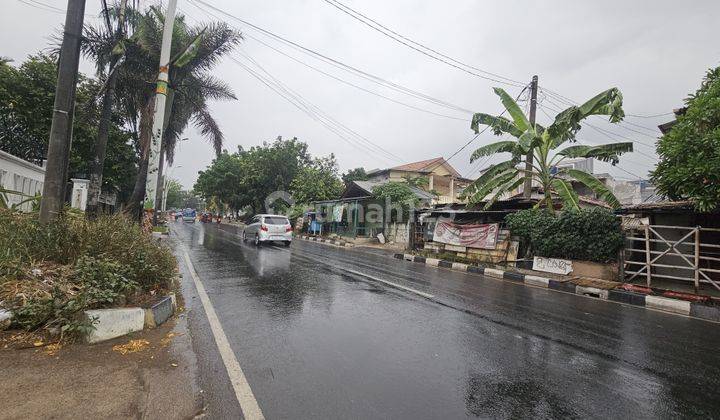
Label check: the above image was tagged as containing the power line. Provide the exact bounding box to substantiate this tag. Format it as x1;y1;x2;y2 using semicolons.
540;87;663;138
228;54;400;165
425;84;530;178
321;0;526;88
535;105;650;180
17;0;64;14
16;0;99;17
181;7;403;162
320;0;670;137
626;112;674;119
242;32;470;121
540;94;659;154
236;49;404;162
186;0;476;117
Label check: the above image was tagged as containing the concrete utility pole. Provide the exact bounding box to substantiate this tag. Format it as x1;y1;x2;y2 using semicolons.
522;75;538;199
144;0;177;220
87;0;128;217
39;0;86;223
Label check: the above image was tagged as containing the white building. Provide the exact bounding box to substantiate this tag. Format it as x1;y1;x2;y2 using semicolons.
0;150;45;211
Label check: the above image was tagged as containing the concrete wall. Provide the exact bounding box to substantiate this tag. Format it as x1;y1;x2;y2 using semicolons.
384;222;410;245
0;150;45;211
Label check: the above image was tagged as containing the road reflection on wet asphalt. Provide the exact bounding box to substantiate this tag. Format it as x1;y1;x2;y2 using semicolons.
174;222;720;419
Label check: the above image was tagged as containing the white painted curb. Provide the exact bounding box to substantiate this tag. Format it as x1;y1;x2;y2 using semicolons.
0;309;11;330
425;258;440;267
645;295;691;315
524;275;550;288
451;262;468;271
484;268;505;278
575;286;609;300
84;308;145;344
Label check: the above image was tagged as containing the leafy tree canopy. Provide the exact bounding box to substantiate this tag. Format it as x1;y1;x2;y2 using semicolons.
194;137;341;213
651;66;720;212
464;87;631;211
371;181;419;222
341;167;368;184
0;54;138;202
290;154;344;204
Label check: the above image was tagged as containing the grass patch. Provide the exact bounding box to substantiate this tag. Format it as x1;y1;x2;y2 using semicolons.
0;210;177;338
152;225;169;234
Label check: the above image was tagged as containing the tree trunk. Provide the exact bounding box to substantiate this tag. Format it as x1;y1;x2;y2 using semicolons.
124;98;155;220
87;0;127;218
86;66;118;218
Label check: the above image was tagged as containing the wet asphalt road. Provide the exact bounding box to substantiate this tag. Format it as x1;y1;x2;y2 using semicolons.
173;221;720;419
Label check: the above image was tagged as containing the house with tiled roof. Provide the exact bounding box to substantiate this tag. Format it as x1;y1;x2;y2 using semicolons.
366;157;474;204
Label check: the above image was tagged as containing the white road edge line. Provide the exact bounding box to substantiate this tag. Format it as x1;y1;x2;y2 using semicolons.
182;251;265;420
342;267;435;299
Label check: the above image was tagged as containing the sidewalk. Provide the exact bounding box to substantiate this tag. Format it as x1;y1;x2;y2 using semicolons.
0;315;202;419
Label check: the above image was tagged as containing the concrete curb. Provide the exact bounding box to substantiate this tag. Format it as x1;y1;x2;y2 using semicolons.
84;294;178;344
298;235;355;248
84;308;145;344
0;309;11;331
393;253;720;322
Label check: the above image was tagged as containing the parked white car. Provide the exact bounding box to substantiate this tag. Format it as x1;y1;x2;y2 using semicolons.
242;214;293;246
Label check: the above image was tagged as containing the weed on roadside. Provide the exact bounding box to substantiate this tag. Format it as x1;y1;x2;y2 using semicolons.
0;209;177;339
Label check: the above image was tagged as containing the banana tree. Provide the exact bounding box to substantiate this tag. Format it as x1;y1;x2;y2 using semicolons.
463;87;632;210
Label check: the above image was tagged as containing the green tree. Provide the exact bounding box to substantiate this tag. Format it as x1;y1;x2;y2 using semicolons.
290;154;344;204
464;87;632;210
371;182;419;223
0;55;138;202
194;137;340;214
341;167;368;184
194;151;246;210
651;67;720;212
164;178;183;209
82;7;241;215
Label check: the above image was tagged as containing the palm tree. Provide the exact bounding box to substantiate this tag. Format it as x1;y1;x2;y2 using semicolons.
82;6;241;216
463;87;632;210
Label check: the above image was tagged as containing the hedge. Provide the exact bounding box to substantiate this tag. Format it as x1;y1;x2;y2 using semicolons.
505;208;623;263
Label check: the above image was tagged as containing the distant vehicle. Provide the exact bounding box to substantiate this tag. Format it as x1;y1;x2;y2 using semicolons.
242;214;292;246
182;208;197;223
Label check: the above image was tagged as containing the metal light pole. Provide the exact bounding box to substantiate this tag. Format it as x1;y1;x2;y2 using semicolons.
144;0;177;219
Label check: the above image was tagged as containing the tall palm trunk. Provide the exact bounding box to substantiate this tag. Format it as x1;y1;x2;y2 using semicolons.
125;98;155;220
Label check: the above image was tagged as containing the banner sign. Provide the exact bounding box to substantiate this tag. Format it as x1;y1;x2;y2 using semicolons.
432;221;499;249
532;256;573;275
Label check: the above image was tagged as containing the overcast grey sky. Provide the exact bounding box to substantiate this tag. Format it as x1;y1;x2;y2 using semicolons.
3;0;719;188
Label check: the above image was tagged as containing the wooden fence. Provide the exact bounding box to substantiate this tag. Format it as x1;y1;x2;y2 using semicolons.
624;223;720;292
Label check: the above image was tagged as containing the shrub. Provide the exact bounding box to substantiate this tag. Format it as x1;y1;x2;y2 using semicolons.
0;210;176;336
505;208;623;263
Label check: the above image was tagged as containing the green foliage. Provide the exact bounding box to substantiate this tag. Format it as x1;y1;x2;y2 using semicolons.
0;55;138;200
82;7;240;211
465;87;632;211
505;208;623;263
290;154;344;204
651;66;720;212
371;182;419;222
341;167;369;184
195;137;341;212
0;210;176;335
164;178;184;209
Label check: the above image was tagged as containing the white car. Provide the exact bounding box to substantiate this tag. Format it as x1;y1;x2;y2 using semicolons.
242;214;293;246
